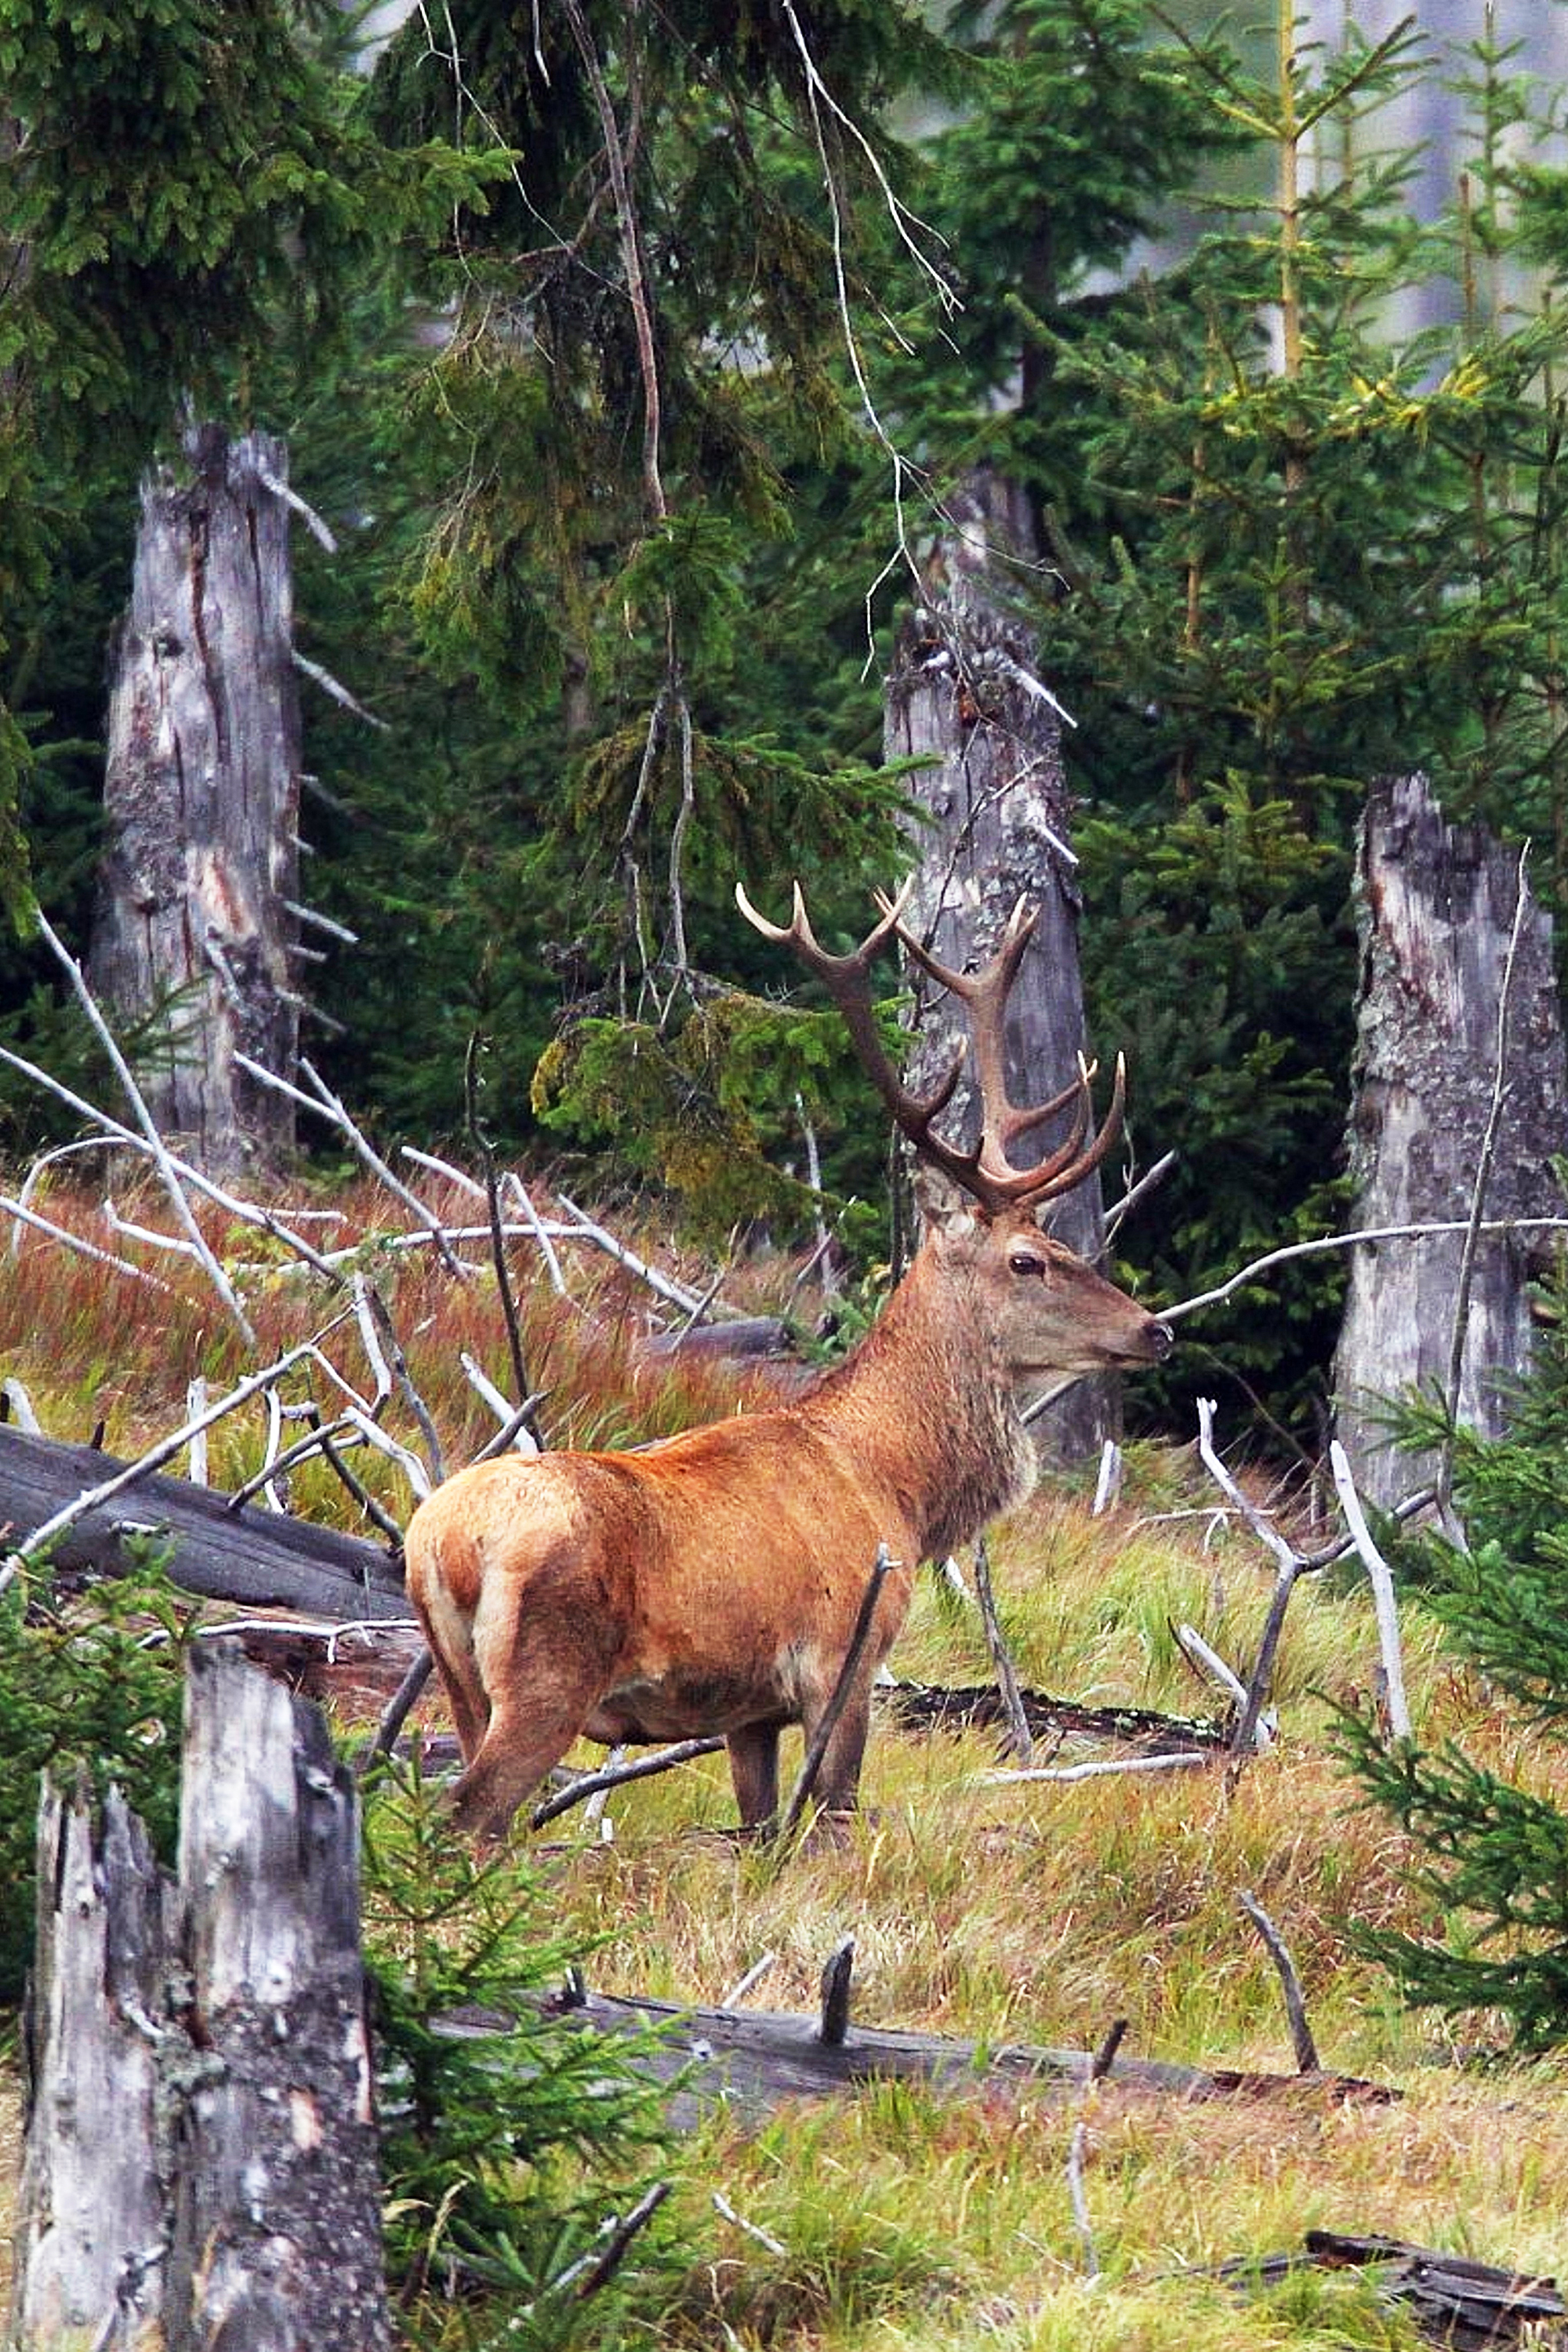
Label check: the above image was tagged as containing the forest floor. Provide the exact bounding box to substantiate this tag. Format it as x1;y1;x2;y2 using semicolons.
2;1172;1566;2348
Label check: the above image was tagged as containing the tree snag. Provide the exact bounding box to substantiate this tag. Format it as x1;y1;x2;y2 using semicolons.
884;466;1116;1459
1334;773;1568;1504
9;1646;390;2352
89;425;307;1178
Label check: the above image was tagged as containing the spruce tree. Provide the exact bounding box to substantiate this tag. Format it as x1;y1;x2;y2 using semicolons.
1338;1306;1568;2050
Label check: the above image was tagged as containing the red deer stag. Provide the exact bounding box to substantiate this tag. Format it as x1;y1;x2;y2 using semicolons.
403;887;1171;1838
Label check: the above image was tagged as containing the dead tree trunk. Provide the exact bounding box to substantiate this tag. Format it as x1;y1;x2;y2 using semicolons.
1333;773;1568;1503
884;467;1116;1460
89;425;305;1178
9;1645;389;2352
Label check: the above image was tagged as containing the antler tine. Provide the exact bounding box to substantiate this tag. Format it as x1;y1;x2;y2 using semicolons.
1022;1052;1127;1207
738;880;990;1199
740;884;1127;1220
884;893;1097;1177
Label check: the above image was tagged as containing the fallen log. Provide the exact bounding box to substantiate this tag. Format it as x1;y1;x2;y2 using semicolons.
439;1967;1398;2132
883;1679;1230;1755
1214;2230;1566;2351
0;1422;406;1621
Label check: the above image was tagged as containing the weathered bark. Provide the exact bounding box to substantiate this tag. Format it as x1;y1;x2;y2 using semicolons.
884;467;1116;1459
10;1646;390;2352
9;1781;177;2346
1334;774;1568;1502
0;1422;408;1621
89;425;305;1178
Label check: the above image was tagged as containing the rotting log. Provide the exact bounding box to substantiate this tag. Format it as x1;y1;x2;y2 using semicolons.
881;1679;1229;1755
1334;772;1568;1504
10;1645;389;2352
439;1980;1397;2135
1213;2231;1565;2352
0;1421;406;1621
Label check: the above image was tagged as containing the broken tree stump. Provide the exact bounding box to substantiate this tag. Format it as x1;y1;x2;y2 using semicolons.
9;1644;389;2352
1334;772;1568;1503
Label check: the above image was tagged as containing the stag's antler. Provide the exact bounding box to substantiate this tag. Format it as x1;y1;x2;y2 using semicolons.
737;881;1124;1217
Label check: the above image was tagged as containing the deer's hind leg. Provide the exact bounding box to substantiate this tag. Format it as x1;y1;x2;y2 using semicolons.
448;1681;601;1842
451;1575;619;1841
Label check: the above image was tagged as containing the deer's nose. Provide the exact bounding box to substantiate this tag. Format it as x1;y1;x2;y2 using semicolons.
1148;1319;1175;1361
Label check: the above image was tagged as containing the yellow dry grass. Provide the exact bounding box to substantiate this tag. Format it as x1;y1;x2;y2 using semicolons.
2;1175;1566;2347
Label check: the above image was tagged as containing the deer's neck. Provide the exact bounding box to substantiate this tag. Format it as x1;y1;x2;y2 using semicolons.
803;1242;1034;1561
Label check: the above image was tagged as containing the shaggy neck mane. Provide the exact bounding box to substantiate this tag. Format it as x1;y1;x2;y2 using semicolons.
799;1238;1034;1561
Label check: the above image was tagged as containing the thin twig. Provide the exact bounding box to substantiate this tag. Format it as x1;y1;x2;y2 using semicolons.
319;1431;405;1541
365;1646;435;1769
472;1392;550;1465
466;1035;539;1443
222;1415;358;1511
974;1534;1033;1765
361;1279;445;1489
555;2183;672;2304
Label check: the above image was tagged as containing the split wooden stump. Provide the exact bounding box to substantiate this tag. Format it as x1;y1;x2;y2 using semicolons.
9;1643;389;2352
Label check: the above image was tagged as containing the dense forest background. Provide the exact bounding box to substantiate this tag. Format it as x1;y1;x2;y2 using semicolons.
7;0;1568;1451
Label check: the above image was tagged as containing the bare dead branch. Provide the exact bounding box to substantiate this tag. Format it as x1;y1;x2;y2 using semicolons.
1238;1891;1320;2074
1167;1213;1568;1327
236;1053;462;1276
553;1190;710;1316
7;1330;344;1566
1;1190;175;1293
364;1646;434;1770
1328;1441;1412;1739
34;911;255;1345
976;1751;1210;1787
528;1736;726;1830
775;1549;896;1845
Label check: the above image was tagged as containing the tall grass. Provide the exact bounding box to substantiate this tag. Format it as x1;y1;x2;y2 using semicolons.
3;1172;1566;2347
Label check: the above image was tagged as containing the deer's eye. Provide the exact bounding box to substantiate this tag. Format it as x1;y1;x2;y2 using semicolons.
1007;1249;1044;1279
